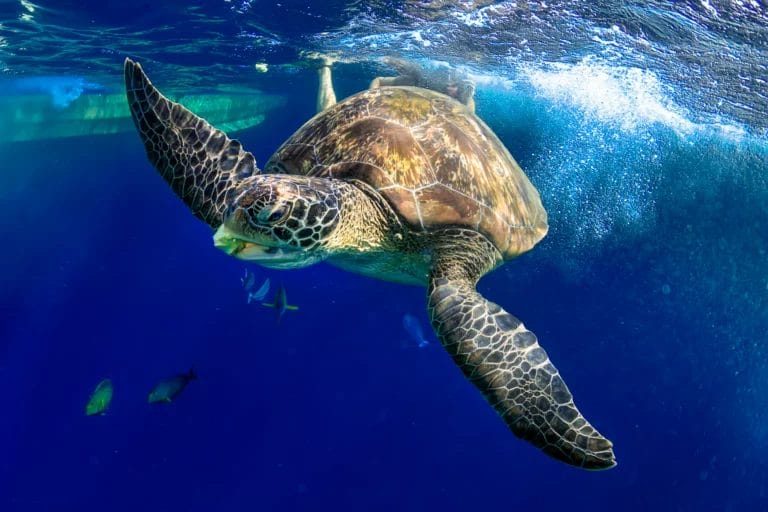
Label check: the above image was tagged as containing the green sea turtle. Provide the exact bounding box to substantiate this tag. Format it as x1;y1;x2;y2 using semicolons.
123;57;616;470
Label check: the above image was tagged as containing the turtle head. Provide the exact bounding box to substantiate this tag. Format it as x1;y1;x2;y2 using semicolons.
213;175;342;269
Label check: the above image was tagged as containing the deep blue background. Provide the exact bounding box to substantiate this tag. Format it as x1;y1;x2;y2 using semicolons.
2;55;768;512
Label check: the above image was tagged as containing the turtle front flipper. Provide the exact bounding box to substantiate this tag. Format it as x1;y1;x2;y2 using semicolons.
124;58;259;228
428;232;616;470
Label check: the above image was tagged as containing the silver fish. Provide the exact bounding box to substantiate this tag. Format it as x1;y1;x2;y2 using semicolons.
241;268;256;291
247;278;271;304
403;314;429;348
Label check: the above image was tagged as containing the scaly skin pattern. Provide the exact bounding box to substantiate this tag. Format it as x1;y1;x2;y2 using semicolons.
226;174;345;252
124;58;258;228
323;180;407;256
427;230;616;470
226;176;404;256
325;180;434;285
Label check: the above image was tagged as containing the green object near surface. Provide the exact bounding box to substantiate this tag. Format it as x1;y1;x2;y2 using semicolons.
0;90;286;142
85;378;113;416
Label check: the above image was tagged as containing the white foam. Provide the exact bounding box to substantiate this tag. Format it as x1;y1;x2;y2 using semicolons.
410;30;432;47
700;0;719;17
524;58;697;136
452;7;491;28
519;58;764;144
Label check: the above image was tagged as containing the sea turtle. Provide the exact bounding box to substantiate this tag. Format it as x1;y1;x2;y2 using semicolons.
123;57;616;470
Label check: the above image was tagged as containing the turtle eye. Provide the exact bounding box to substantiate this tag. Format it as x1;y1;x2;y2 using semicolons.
258;203;290;225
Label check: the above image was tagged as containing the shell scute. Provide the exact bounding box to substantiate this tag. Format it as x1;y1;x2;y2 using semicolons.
266;86;548;258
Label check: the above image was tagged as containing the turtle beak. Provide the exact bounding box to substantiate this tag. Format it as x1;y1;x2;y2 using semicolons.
213;225;248;256
213;224;279;259
212;224;316;268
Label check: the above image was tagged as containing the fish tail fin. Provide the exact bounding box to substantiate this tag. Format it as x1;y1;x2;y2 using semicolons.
187;367;197;381
285;304;299;311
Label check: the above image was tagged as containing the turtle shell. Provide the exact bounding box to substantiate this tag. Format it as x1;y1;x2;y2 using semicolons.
265;86;548;259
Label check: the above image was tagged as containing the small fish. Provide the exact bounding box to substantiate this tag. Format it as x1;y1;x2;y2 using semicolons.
247;277;271;304
403;314;429;348
85;378;113;416
262;284;298;322
253;62;269;73
148;369;197;404
241;268;256;291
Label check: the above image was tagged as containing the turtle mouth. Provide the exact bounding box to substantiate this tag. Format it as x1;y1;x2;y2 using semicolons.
213;225;302;265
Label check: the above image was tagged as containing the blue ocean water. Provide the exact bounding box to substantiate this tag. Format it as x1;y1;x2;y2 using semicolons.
1;1;767;510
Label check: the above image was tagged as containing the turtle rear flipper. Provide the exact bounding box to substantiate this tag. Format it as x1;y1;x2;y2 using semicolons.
124;58;259;228
428;233;616;470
